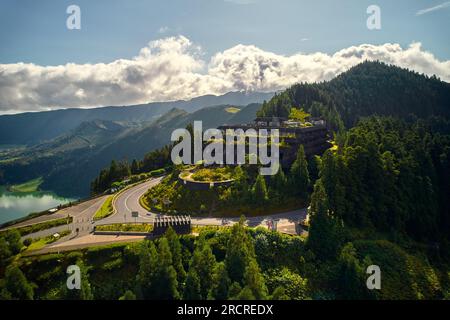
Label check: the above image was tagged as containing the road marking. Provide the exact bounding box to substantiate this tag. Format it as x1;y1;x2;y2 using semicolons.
123;180;155;214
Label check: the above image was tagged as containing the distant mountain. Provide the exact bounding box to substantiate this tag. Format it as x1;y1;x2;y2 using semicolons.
0;103;262;197
258;61;450;127
0;91;274;146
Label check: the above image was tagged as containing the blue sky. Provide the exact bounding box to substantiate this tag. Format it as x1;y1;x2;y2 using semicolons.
1;0;449;65
0;0;449;113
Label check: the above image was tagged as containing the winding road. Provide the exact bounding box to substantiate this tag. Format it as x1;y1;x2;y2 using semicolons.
101;176;307;231
12;177;307;254
99;178;163;225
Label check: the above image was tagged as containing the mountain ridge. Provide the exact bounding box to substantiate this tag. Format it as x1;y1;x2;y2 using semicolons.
0;91;274;146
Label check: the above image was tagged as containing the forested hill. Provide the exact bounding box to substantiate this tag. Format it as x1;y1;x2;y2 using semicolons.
257;61;450;128
0;91;274;146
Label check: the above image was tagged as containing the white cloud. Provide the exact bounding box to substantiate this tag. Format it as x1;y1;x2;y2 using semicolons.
416;1;450;16
1;36;449;113
158;26;169;34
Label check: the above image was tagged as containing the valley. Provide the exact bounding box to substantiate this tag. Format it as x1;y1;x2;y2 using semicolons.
0;92;273;200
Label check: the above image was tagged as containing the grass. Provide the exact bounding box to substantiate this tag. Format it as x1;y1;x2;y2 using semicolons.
139;194;151;211
95;223;153;233
9;177;43;192
25;230;71;252
225;106;241;113
1;217;73;237
190;167;234;182
93;196;114;221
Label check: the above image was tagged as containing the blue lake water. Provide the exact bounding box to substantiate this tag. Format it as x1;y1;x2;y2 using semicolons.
0;187;76;224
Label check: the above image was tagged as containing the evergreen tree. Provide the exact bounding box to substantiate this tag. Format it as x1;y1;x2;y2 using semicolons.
137;241;158;299
319;150;347;220
242;259;268;300
153;238;180;299
252;175;268;204
306;180;343;261
336;243;375;300
225;217;256;283
270;167;287;203
290;145;310;198
183;269;202;300
208;262;230;300
0;265;34;300
188;237;217;299
165;227;187;290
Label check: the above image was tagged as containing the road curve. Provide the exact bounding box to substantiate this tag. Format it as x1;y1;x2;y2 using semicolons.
99;178;163;225
106;177;307;229
23;177;306;254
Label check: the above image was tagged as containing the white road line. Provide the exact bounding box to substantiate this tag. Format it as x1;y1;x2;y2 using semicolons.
123;181;155;214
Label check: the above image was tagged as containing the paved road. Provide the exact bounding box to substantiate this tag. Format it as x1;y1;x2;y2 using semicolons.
20;177;306;253
71;196;109;236
1;196;101;231
98;178;162;225
17;196;108;240
101;177;306;229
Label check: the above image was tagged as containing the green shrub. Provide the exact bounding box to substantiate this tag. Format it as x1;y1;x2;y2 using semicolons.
1;217;72;237
95;223;153;233
150;168;165;177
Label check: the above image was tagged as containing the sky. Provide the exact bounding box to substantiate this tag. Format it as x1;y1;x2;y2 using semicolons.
0;0;449;114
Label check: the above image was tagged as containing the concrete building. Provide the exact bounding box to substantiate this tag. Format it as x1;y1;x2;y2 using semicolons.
218;116;331;168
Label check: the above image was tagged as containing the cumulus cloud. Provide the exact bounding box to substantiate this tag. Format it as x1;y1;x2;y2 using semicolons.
0;36;449;113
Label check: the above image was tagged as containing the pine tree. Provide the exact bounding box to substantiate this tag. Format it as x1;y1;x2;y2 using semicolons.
337;243;375;300
183;269;202;300
242;259;268;300
165;227;187;290
208;262;230;300
137;241;158;299
188;237;217;299
225;217;256;284
153;238;180;299
252;175;268;204
270;167;287;203
290;145;310;198
0;265;34;300
306;180;343;261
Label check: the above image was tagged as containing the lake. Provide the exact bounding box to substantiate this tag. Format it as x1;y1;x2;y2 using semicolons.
0;187;76;224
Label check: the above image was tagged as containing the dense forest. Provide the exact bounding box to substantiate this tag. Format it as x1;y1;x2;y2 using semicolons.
2;115;449;300
258;61;450;130
1;61;450;300
90;145;172;195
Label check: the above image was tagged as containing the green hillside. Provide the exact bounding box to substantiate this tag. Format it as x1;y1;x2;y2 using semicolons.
0;103;262;197
258;61;450;129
